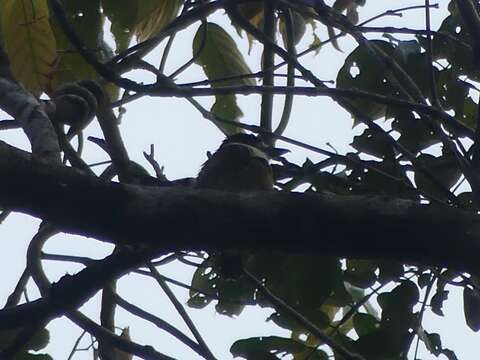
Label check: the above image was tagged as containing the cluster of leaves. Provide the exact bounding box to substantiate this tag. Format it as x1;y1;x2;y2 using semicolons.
0;0;182;96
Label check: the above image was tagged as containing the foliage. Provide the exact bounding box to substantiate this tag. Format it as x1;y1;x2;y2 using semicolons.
0;0;479;359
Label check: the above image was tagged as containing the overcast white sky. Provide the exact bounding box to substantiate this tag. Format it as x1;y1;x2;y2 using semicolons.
0;1;477;359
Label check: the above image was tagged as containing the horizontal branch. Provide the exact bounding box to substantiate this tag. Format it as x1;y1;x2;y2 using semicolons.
0;141;479;274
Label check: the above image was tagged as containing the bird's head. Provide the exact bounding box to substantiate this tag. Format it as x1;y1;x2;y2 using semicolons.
220;133;289;161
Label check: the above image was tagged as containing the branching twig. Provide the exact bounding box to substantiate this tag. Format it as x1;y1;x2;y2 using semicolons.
113;293;206;357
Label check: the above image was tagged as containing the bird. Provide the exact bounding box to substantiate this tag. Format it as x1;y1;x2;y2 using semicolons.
196;133;289;279
196;133;288;192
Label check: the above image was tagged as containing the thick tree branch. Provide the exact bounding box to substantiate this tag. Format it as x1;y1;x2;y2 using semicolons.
0;245;151;330
0;141;479;275
0;46;60;163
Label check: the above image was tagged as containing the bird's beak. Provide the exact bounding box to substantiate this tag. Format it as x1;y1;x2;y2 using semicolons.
265;147;290;159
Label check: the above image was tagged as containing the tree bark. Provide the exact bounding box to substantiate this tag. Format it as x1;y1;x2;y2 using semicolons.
0;140;479;273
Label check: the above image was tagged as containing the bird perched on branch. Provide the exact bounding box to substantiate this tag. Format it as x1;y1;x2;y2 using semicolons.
196;133;289;278
197;133;288;192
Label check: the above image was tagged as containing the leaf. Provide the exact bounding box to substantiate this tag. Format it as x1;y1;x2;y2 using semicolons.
0;327;49;354
102;0;140;52
214;279;253;317
193;22;255;134
377;261;404;284
279;10;307;46
337;40;396;122
391;110;437;154
351;129;394;159
49;0;118;99
1;0;56;95
353;313;379;337
14;354;53;360
463;287;480;332
431;290;449;316
49;0;102;89
230;336;326;359
25;328;49;352
227;1;264;51
414;152;462;201
187;259;216;309
344;259;378;288
135;0;183;42
377;281;418;333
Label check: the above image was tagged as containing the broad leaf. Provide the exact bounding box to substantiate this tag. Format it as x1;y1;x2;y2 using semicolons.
135;0;183;42
193;22;255;134
1;0;56;95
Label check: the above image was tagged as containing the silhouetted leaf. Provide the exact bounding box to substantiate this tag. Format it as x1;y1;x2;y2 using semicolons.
463;287;480;331
414;152;461;201
344;260;378;288
135;0;182;42
193;22;255;134
337;40;396;121
231;336;327;359
431;290;449;316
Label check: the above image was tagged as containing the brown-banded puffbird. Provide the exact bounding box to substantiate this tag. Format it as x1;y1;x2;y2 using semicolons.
196;133;289;278
197;133;288;191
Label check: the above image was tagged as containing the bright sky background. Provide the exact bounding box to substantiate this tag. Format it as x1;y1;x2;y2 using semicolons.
0;1;477;359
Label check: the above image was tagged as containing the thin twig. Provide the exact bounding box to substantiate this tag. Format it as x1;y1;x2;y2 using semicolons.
113;293;206;357
67;330;87;360
424;0;441;108
260;0;276;142
148;263;216;360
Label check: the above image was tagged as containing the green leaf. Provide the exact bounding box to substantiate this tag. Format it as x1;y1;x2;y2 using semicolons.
0;328;49;354
351;129;394;159
187;259;216;309
337;40;396;121
193;22;255;134
279;10;307;46
391;110;437;154
431;14;480;81
392;280;420;310
353;328;408;360
25;328;49;352
230;336;326;359
414;152;461;201
50;0;101;86
457;192;476;210
102;0;139;52
50;0;119;99
344;259;378;288
353;313;379;337
2;0;56;95
377;281;418;334
135;0;182;42
214;279;253;317
346;156;417;200
377;261;405;284
14;353;53;360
